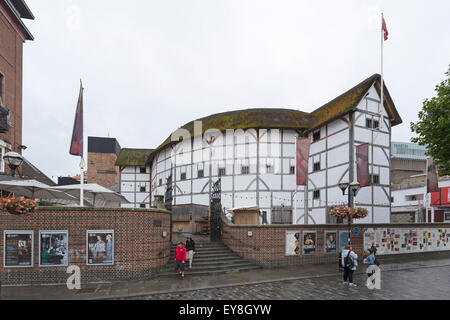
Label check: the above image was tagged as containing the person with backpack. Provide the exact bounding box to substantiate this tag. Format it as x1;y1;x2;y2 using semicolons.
185;237;196;269
174;242;187;280
341;245;358;287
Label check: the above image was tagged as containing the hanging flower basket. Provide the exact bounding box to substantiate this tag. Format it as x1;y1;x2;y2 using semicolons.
351;207;369;219
329;206;353;219
329;206;368;220
0;196;38;215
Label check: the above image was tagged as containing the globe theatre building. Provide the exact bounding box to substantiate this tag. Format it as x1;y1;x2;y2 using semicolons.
138;74;402;225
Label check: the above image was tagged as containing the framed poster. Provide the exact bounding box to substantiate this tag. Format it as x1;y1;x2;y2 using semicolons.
339;231;350;253
303;231;316;255
285;230;301;256
87;230;114;265
324;231;337;253
3;231;33;268
39;231;69;267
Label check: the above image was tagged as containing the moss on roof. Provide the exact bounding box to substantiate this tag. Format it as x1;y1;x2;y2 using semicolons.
146;74;402;163
310;74;379;130
152;108;316;159
115;148;154;166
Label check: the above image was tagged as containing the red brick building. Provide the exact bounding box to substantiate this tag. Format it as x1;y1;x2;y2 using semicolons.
0;0;33;173
87;136;121;189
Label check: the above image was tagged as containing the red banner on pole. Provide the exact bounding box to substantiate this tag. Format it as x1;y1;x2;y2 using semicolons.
70;82;84;157
296;138;310;186
356;143;369;187
427;158;439;193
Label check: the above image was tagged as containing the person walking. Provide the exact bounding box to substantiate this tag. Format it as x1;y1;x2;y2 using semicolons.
174;242;187;279
185;237;196;269
341;245;358;287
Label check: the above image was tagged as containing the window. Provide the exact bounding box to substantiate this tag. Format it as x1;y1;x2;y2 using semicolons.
0;73;3;102
366;117;380;129
373;119;379;129
266;164;274;174
0;147;4;173
313;190;320;200
370;174;380;185
290;166;295;175
313;130;320;142
140;167;146;174
405;195;422;201
140;204;146;208
197;169;204;178
139;186;146;192
391;197;394;203
445;212;450;222
159;178;162;187
180;172;186;180
218;167;226;176
313;162;321;172
241;165;250;175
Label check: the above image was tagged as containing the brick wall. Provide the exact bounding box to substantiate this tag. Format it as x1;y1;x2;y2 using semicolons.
0;8;24;158
222;216;450;267
87;152;120;188
0;207;171;285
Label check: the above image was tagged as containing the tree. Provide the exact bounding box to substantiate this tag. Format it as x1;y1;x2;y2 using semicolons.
411;66;450;176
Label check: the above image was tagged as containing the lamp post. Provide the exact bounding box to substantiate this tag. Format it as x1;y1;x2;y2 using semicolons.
338;181;361;243
3;151;23;177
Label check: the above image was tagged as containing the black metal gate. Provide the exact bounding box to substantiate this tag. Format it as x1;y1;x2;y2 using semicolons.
210;177;222;242
165;172;173;242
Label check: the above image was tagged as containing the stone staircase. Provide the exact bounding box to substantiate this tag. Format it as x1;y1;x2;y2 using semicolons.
159;242;261;277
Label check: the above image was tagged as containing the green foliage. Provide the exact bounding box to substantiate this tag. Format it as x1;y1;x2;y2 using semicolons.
411;66;450;176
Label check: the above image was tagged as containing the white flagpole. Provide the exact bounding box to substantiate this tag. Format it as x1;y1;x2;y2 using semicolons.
80;157;85;206
380;13;385;129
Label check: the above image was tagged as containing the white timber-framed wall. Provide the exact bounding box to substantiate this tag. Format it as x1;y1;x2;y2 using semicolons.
306;83;392;224
150;82;394;225
119;165;151;208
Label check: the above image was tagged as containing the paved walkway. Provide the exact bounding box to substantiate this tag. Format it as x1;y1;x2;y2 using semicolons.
1;254;450;300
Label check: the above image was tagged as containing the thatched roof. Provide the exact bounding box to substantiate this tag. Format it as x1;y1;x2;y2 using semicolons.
146;74;402;163
115;148;154;166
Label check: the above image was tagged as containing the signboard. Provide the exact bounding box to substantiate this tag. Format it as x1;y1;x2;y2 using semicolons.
4;231;33;268
353;227;359;235
285;230;301;256
87;230;114;265
364;228;449;254
339;231;350;253
303;231;316;255
324;231;337;253
39;231;69;267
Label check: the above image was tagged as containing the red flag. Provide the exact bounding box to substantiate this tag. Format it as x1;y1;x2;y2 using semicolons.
382;16;388;41
356;144;370;187
69;82;84;156
296;138;310;186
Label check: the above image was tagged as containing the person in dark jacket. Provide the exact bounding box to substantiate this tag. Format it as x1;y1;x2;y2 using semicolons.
174;242;187;279
185;237;196;269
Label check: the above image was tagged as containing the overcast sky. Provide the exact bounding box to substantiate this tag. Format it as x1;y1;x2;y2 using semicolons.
21;0;450;182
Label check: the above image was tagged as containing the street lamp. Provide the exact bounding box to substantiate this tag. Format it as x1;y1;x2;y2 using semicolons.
3;151;23;177
337;181;361;244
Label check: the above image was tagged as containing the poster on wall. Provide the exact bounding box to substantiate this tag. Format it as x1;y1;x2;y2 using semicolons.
285;230;301;256
303;231;316;255
339;231;350;253
364;228;449;255
87;230;114;265
3;231;33;267
324;231;337;253
39;231;69;267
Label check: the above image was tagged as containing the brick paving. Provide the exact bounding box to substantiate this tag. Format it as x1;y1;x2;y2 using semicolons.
126;264;450;300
